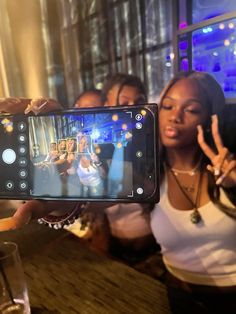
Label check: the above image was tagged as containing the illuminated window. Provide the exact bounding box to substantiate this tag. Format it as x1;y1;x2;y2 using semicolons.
174;0;236;102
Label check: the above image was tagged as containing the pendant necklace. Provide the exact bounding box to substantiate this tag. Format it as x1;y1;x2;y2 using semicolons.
167;163;203;224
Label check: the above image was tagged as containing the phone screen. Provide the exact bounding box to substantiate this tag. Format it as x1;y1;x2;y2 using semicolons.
0;104;159;202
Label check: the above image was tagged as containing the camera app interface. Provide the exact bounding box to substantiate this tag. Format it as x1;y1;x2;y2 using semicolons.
28;109;148;199
0;117;29;195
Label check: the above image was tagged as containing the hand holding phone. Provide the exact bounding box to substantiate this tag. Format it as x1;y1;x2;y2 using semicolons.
0;104;159;203
0;97;62;114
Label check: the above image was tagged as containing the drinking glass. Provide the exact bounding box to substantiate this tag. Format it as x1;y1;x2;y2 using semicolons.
0;241;30;314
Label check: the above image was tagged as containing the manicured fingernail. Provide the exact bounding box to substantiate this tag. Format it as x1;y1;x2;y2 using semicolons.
197;125;202;132
38;101;48;109
214;168;220;176
211;114;217;121
216;174;225;185
206;165;213;173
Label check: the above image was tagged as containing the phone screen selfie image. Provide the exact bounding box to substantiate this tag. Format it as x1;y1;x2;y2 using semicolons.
0;104;159;202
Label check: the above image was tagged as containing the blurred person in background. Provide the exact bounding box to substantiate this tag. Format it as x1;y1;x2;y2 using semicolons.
86;73;159;262
102;73;147;106
74;89;102;108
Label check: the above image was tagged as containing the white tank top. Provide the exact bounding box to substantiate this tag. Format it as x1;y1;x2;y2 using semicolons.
151;176;236;286
77;163;101;187
105;203;152;239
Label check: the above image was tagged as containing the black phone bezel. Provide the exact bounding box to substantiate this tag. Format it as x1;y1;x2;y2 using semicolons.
0;104;159;203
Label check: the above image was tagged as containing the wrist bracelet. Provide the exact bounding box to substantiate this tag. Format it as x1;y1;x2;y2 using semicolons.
38;202;87;229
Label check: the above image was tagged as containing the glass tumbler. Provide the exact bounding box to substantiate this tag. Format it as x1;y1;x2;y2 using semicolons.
0;242;30;314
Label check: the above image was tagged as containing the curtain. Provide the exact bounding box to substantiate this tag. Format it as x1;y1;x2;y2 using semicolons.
0;0;173;106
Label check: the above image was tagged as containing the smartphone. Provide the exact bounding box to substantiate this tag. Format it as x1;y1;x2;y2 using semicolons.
0;104;159;202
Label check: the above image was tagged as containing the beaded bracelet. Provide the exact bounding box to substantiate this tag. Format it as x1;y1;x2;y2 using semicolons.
38;202;88;229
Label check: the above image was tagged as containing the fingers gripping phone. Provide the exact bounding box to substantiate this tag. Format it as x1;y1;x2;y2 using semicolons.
0;104;159;202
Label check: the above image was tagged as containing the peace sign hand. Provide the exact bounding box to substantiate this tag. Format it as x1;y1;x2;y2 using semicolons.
197;114;236;188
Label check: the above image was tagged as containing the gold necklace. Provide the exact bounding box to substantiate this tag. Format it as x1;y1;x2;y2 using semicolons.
171;158;202;176
167;164;203;224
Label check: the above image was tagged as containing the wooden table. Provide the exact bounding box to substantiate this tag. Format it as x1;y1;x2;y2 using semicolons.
0;222;170;314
